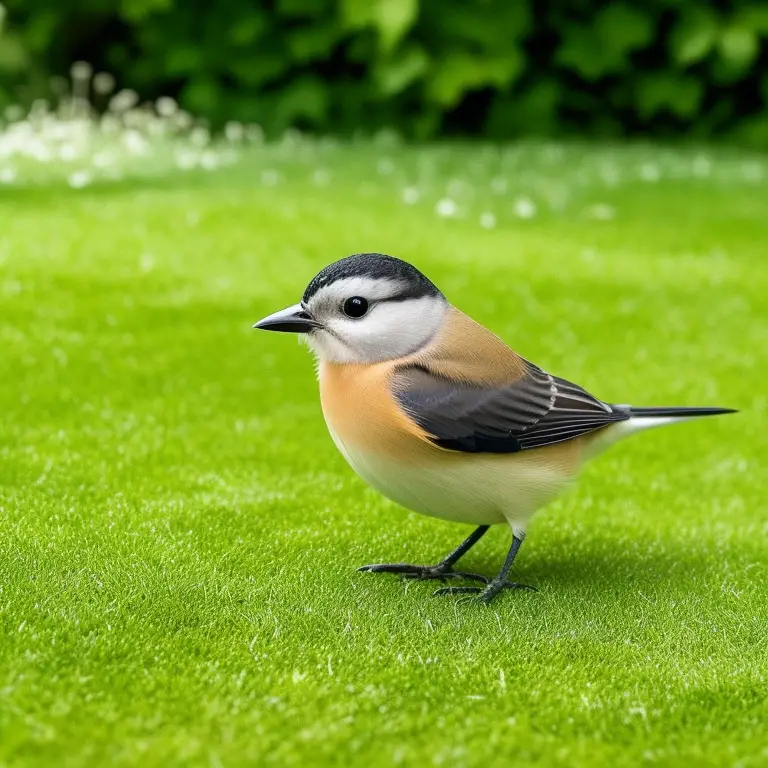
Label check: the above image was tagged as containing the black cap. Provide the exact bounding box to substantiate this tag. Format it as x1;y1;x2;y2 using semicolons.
302;253;443;303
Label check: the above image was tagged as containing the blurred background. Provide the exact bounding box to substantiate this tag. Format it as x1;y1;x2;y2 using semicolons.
1;0;767;145
2;3;767;766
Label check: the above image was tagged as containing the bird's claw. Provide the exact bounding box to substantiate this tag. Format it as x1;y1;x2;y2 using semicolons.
433;581;537;603
357;562;489;584
404;570;489;584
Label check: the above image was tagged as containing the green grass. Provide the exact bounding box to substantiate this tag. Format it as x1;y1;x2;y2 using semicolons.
1;143;766;767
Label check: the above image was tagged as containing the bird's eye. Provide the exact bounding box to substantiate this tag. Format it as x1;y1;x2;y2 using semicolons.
343;296;369;318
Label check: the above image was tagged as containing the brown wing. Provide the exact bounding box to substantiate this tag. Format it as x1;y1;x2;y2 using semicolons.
392;360;629;453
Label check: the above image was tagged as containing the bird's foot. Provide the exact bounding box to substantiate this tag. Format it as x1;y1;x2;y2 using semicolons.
357;562;489;584
432;580;537;604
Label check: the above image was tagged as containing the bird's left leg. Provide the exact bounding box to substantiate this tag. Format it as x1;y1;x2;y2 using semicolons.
358;525;491;584
433;532;536;602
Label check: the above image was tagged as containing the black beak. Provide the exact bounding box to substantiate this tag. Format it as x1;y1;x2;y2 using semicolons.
253;303;318;334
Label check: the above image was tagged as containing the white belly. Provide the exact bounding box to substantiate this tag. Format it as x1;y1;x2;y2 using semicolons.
328;427;576;530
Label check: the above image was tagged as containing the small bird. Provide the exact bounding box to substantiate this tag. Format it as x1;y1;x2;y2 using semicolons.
254;253;735;603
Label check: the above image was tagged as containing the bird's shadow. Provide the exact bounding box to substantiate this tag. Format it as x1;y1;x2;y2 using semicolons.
457;535;753;595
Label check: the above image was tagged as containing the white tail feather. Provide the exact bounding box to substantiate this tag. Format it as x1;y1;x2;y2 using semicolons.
585;415;697;458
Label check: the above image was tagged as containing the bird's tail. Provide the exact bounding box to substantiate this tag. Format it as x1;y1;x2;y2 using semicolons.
628;406;737;419
623;406;737;434
585;405;736;457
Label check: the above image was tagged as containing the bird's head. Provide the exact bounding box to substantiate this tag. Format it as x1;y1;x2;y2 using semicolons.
253;253;448;364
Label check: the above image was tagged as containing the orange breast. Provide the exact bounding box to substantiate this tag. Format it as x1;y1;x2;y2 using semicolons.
319;361;430;458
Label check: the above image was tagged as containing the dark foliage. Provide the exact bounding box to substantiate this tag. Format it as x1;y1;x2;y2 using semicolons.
1;0;767;143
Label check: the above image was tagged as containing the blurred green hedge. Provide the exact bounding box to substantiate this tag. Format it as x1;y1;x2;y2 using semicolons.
2;0;768;143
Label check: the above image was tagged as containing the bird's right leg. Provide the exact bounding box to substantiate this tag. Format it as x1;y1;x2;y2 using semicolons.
357;525;491;584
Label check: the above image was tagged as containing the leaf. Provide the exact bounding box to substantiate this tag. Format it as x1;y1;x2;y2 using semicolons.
432;1;531;47
277;0;331;17
427;50;524;107
594;3;655;53
410;107;441;140
271;75;329;126
636;73;703;120
340;0;371;29
119;0;173;23
287;23;340;62
229;52;288;85
340;0;417;51
0;33;27;71
374;44;428;95
16;11;56;53
164;44;203;76
734;4;768;35
376;0;418;50
228;14;268;47
669;7;718;65
180;77;220;115
558;4;655;79
486;79;561;136
558;28;631;79
717;25;759;70
557;29;606;79
729;115;768;149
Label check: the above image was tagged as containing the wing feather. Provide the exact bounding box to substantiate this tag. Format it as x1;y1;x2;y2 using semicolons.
393;360;628;454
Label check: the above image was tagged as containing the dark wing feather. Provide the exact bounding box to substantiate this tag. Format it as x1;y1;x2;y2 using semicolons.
393;361;629;454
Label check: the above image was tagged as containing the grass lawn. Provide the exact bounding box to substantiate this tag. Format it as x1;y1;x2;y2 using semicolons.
1;141;766;767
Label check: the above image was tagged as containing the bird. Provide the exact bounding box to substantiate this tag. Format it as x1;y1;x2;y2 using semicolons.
253;253;735;604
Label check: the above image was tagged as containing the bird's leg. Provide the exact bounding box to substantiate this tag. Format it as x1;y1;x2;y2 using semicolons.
433;533;536;602
358;525;491;584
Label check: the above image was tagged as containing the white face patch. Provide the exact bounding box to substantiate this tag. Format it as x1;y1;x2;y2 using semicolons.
301;276;448;363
